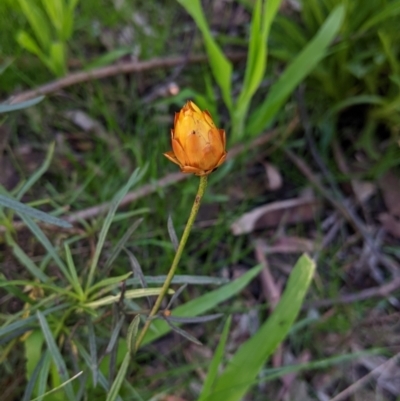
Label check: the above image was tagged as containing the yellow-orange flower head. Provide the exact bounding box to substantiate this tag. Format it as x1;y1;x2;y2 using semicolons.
163;101;227;176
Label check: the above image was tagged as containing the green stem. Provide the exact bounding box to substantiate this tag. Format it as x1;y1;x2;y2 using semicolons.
135;175;208;351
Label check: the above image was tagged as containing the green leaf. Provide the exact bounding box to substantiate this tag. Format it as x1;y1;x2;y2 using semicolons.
16;0;51;50
247;4;345;136
16;30;46;59
126;315;140;355
36;311;76;401
0;194;72;228
64;243;84;299
85;288;173;308
24;329;45;383
40;0;64;35
0;96;44;114
17;143;55;200
5;232;49;283
36;351;51;401
30;371;83;401
238;0;282;108
203;254;315;401
21;214;71;281
141;264;263;345
49;41;67;76
87;272;133;295
63;0;79;39
359;0;400;32
103;218;143;273
198;316;232;400
106;353;131;401
177;0;232;110
327;95;385;117
86;48;137;70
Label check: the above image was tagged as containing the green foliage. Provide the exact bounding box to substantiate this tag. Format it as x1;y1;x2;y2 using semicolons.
270;0;400;169
14;0;79;76
177;0;344;142
198;254;315;401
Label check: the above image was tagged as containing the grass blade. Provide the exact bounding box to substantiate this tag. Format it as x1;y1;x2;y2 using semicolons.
0;194;72;228
359;0;400;32
5;232;49;282
103;218;143;273
85;288;174;308
0;95;44;113
85;166;147;291
21;213;71;281
247;4;345;136
198;315;232;400
87;317;98;386
127;315;140;355
177;0;232;110
106;353;131;401
36;311;76;401
16;142;55;200
64;242;84;299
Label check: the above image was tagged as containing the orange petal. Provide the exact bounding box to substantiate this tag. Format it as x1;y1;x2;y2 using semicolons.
181;165;204;175
203;110;216;128
185;131;207;169
219;129;226;149
171;137;189;166
163;151;181;166
214;151;227;169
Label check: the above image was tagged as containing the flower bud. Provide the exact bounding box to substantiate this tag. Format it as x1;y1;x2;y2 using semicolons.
163;101;227;176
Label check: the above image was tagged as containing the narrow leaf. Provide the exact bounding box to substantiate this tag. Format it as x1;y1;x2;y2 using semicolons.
37;311;76;401
127;315;140;355
199;316;232;400
85;166;147;291
17;142;55;200
0;96;44;114
0;194;72;228
204;254;315;401
106;353;131;401
247;5;345;136
103;218;143;273
141;264;263;345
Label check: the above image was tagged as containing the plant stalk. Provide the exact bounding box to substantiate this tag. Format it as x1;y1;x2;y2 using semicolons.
135;175;208;351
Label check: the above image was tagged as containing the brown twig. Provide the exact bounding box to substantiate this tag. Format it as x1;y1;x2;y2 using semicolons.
6;52;247;105
303;276;400;309
330;352;400;401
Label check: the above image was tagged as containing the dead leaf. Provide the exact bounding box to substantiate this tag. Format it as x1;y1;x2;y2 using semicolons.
263;236;316;254
65;110;132;172
255;240;281;309
264;162;283;191
379;171;400;217
351;180;376;204
231;197;320;235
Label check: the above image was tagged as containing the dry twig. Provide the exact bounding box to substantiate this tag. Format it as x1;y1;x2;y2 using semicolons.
304;276;400;309
330;352;400;401
6;52;246;104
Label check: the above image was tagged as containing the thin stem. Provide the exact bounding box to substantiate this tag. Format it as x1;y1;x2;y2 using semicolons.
135;175;208;351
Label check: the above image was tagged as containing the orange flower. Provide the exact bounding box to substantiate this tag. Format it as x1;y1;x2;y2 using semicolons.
163;101;227;176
